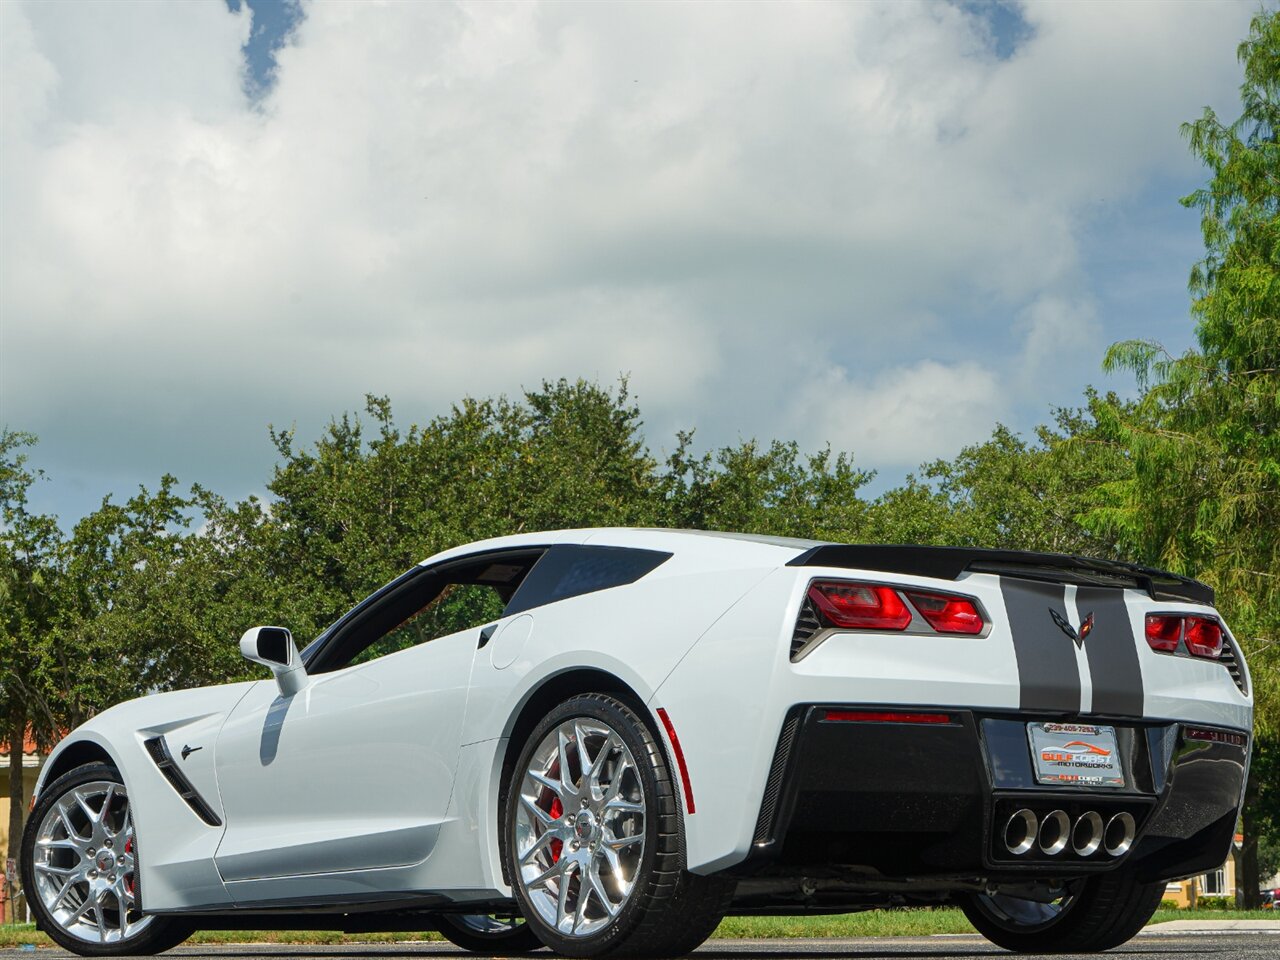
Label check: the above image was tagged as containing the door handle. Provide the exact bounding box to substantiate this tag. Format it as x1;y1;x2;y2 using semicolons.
478;624;498;649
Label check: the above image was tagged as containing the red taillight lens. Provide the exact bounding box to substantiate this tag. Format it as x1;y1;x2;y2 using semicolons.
1184;617;1224;659
904;590;985;635
808;581;912;631
1144;614;1182;652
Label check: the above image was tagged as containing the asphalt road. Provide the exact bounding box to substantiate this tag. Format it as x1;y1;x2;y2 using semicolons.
2;930;1277;960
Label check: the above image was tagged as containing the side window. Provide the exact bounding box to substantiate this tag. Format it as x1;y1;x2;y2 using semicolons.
308;549;544;673
349;583;505;667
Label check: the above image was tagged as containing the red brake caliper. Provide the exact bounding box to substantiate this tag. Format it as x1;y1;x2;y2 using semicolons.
124;836;135;895
548;798;564;863
544;757;564;863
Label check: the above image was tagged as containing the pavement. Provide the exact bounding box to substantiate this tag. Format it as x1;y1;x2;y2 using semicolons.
2;924;1278;960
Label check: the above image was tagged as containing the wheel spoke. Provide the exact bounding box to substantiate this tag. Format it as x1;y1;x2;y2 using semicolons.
520;830;557;865
50;879;79;911
528;770;564;800
555;860;575;929
93;890;108;941
572;865;592;932
603;756;632;802
74;790;101;826
587;735;613;796
527;856;565;891
34;861;77;877
590;868;619;917
557;730;574;793
604;797;643;815
520;792;555;826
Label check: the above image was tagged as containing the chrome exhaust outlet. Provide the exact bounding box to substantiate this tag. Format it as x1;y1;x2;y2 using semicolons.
1004;808;1038;855
1038;809;1070;855
1072;811;1104;856
1105;811;1136;856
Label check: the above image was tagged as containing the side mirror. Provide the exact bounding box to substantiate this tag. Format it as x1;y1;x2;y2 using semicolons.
239;626;308;697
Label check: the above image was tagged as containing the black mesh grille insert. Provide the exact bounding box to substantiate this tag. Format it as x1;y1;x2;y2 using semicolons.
144;736;222;826
1219;636;1249;696
753;710;802;846
790;596;823;660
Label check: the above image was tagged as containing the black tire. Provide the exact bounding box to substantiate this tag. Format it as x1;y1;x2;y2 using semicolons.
21;762;194;956
502;693;732;958
961;868;1165;953
437;914;544;953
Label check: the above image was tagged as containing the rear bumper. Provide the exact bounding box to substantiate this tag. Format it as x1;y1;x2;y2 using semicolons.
734;705;1248;884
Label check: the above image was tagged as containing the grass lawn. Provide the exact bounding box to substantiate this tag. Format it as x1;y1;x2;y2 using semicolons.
0;908;1274;948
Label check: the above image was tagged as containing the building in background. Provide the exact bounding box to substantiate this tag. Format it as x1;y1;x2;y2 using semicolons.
0;733;43;924
1164;836;1243;906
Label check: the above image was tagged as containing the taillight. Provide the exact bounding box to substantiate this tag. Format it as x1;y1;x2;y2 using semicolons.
904;590;985;635
1184;617;1224;659
1144;614;1182;652
1145;613;1226;659
808;581;912;631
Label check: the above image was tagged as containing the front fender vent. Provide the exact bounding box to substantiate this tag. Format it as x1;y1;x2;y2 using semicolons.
143;736;222;826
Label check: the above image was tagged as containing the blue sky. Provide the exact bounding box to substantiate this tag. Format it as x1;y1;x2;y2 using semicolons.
0;0;1256;525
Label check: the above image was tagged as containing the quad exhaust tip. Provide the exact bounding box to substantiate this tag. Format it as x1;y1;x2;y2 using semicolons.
1038;809;1071;855
1072;811;1104;857
1003;808;1136;858
1004;808;1038;856
1105;811;1136;856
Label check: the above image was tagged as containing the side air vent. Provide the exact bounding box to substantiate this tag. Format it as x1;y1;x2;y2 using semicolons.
790;596;823;660
143;737;222;826
1219;636;1249;696
752;710;802;846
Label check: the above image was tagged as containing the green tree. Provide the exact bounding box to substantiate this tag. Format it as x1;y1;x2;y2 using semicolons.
1100;8;1280;907
864;393;1135;554
0;431;63;872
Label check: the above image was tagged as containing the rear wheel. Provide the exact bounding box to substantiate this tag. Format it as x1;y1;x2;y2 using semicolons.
21;763;194;956
437;913;543;953
961;869;1165;952
502;693;731;958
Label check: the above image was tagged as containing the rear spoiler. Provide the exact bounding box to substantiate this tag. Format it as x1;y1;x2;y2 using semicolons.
787;544;1213;605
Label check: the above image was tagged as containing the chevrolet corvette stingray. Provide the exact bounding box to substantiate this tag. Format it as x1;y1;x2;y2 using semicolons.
22;529;1252;956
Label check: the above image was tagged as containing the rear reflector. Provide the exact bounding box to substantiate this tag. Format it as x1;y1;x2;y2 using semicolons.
1183;726;1247;747
1144;614;1182;652
822;709;956;725
656;708;696;814
1184;617;1224;659
808;581;911;631
904;590;985;635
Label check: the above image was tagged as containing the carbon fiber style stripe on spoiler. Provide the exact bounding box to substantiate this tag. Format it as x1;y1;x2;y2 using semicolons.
787;545;1213;605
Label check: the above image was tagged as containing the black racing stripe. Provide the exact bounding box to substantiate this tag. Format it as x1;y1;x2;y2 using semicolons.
1001;579;1081;713
1077;585;1144;718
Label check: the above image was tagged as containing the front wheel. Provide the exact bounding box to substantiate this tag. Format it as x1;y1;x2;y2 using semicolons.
503;693;731;958
436;914;543;953
21;762;194;956
961;869;1165;953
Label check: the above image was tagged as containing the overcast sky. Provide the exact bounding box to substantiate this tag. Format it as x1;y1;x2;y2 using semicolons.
0;0;1257;525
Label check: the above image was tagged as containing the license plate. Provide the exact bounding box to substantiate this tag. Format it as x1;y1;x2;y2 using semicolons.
1027;722;1125;787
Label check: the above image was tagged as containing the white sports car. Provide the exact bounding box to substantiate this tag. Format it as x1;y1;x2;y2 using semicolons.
23;529;1252;956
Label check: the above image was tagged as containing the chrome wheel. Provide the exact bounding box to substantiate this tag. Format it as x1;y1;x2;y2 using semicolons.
973;886;1081;931
513;718;646;939
449;914;526;935
30;780;150;944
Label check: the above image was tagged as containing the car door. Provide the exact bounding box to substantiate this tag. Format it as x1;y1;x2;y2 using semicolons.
210;553;535;901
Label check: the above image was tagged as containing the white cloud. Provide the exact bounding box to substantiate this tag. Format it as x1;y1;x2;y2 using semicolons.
0;0;1256;515
790;359;1005;466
